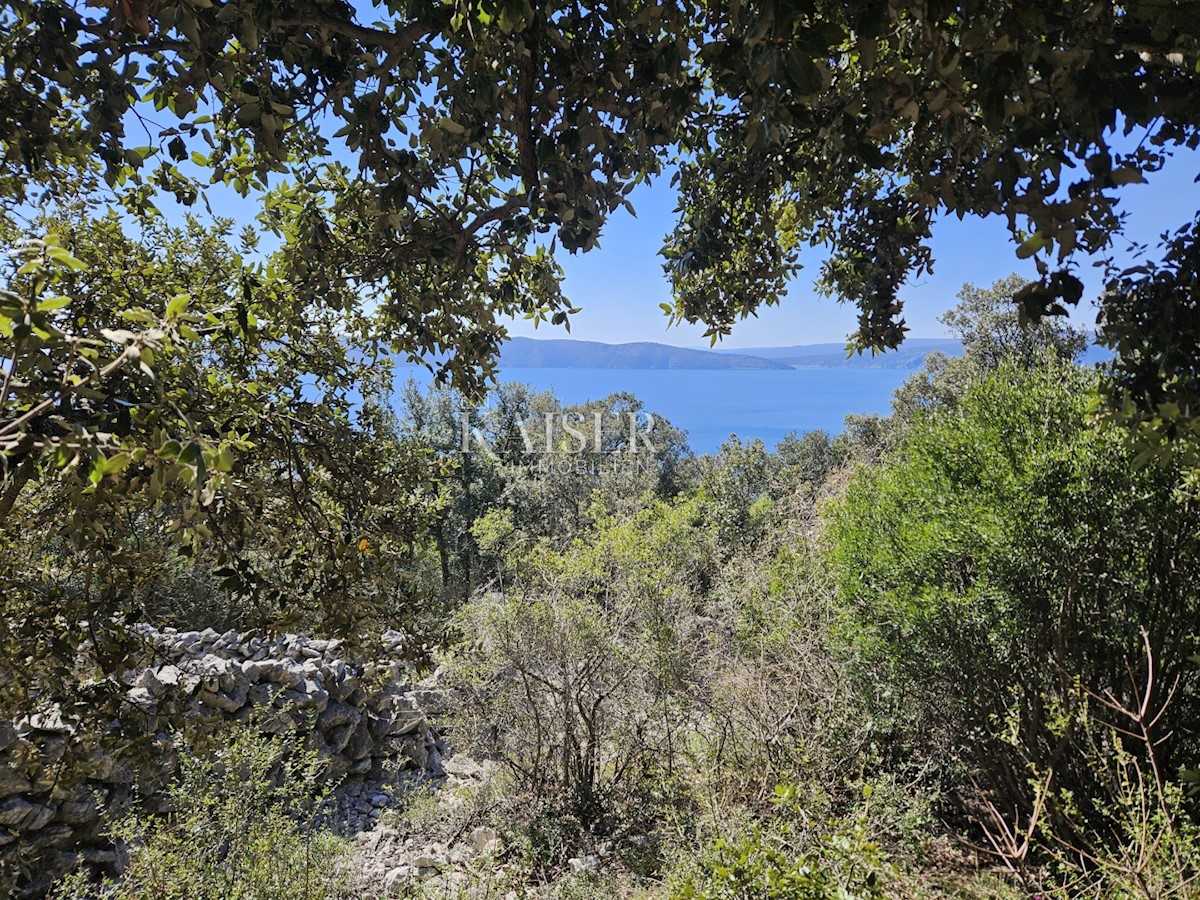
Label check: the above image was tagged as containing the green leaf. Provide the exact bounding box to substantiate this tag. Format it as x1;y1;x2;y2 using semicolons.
46;247;87;271
103;452;132;475
166;294;190;319
180;443;203;466
1016;232;1048;259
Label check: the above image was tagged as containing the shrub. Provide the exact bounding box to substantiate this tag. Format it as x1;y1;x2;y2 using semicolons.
826;362;1200;843
670;786;896;900
692;543;862;808
977;637;1200;898
53;719;351;900
447;590;648;832
445;498;715;831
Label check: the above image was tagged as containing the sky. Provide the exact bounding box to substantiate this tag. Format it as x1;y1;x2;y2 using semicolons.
509;147;1200;349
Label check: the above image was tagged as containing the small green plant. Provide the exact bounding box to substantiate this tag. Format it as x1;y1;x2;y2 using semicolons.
53;719;352;900
670;785;896;900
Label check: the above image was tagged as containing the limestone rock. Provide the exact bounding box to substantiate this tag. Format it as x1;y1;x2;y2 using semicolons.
0;797;33;827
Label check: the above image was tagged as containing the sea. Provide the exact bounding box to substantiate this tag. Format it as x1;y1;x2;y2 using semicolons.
395;366;913;455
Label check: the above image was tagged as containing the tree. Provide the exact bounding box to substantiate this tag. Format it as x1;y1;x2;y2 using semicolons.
826;362;1200;832
698;436;775;550
397;380;692;596
891;275;1089;422
0;208;442;723
4;2;1197;385
1;0;706;395
1099;214;1200;468
665;1;1200;354
941;275;1088;372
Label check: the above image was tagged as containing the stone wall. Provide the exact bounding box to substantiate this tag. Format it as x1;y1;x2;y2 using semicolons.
0;625;444;896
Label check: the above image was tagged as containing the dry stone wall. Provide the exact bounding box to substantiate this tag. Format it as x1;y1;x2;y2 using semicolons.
0;625;445;896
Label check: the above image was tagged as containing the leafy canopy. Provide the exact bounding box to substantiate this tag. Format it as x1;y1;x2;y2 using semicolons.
3;0;1198;363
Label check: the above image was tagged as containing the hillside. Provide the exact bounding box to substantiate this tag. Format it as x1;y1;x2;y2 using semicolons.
499;337;791;369
716;338;964;368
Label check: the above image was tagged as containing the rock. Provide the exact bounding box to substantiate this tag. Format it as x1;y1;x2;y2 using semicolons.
0;722;18;752
345;722;373;761
260;710;296;735
156;664;182;687
326;723;354;754
0;797;33;826
319;703;361;731
384;866;413;894
81;845;121;866
176;670;203;695
0;621;448;884
425;745;445;777
0;768;32;797
19;802;55;831
402;740;429;770
134;667;164;696
468;826;502;855
248;682;278;706
98;760;135;784
330;674;359;702
57;798;98;825
126;687;156;709
198;686;245;714
26;711;71;733
218;668;248;697
568;854;601;874
391;710;427;736
25;823;71;849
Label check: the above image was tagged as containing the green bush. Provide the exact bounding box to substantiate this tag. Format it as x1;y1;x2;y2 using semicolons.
826;361;1200;837
54;720;352;900
671;786;896;900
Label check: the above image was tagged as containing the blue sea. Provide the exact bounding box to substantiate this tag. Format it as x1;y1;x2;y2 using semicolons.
396;366;912;455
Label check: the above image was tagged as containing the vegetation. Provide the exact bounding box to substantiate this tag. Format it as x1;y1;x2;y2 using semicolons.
1;1;1198;897
6;271;1194;897
418;279;1200;899
2;0;1197;379
53;719;353;900
0;208;444;725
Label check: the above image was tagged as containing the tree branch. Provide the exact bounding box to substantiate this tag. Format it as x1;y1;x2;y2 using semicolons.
271;14;433;54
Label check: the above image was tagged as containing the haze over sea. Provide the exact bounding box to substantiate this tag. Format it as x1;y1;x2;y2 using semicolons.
396;365;912;455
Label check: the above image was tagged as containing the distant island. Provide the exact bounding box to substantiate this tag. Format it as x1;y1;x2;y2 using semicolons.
499;337;792;370
713;338;963;369
499;336;960;370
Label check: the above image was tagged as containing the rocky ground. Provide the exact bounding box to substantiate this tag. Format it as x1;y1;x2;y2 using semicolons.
342;754;513;899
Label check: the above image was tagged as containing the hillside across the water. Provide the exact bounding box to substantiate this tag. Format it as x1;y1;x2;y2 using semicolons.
499;337;792;369
500;336;959;370
713;338;964;368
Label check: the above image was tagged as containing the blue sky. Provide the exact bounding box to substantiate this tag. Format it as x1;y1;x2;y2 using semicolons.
512;147;1200;348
